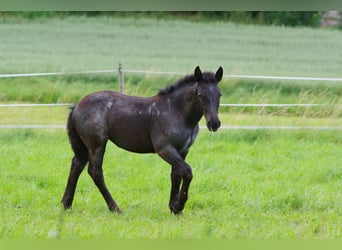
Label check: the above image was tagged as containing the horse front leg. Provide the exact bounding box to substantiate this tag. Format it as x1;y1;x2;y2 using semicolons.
158;145;193;214
170;165;182;212
170;163;193;214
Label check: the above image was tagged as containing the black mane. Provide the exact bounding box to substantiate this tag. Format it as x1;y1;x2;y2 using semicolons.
158;72;216;96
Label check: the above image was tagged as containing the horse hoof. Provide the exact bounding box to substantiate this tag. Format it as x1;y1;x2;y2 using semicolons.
61;200;72;210
170;208;183;215
113;207;122;214
173;210;183;215
109;205;122;214
169;203;184;215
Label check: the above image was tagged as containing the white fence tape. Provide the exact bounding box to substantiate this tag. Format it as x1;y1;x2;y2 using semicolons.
0;103;74;107
224;74;342;82
0;103;327;108
0;69;117;78
0;125;65;129
212;125;342;131
122;69;342;82
1;124;341;130
1;68;342;82
220;104;325;107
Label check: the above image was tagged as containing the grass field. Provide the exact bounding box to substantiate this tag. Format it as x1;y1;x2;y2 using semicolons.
1;15;342;76
0;129;341;239
0;14;342;239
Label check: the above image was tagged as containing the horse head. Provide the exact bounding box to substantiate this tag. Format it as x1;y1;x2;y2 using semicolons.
194;66;223;132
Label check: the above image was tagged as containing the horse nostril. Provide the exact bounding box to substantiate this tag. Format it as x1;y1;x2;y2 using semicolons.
207;120;221;132
217;120;221;129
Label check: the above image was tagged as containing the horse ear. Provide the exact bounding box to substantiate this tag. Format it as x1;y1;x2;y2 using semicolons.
194;66;202;81
215;66;223;82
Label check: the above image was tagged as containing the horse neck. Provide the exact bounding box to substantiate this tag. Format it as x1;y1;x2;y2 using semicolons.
171;86;203;126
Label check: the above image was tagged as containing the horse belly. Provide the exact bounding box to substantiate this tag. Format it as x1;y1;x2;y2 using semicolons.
108;119;154;154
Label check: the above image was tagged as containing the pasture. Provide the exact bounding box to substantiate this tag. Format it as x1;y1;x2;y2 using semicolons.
0;14;342;239
1;14;342;77
0;128;341;239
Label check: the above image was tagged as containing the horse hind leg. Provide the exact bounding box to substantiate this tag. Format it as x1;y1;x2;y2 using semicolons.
87;144;121;213
62;107;90;209
61;130;89;210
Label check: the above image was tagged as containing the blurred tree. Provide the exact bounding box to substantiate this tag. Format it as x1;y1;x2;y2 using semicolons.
261;11;320;27
0;11;322;28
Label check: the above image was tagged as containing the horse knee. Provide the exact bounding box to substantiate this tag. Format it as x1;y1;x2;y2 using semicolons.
72;155;88;168
88;165;104;182
183;166;193;182
171;168;182;180
87;165;96;178
68;157;87;177
172;165;192;181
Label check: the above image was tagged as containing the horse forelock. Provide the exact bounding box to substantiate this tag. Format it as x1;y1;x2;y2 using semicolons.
158;72;217;96
201;72;218;83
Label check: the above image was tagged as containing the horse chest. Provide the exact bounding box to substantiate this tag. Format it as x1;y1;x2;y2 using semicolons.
178;134;194;154
170;126;198;154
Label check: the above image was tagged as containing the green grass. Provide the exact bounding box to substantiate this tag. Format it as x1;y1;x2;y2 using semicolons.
0;129;341;239
1;15;342;76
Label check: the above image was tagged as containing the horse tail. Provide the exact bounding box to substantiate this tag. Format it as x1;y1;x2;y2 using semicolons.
67;106;89;163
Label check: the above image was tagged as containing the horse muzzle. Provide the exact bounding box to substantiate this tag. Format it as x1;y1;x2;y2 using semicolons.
206;118;221;132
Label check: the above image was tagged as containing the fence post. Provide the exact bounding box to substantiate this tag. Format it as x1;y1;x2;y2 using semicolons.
118;63;124;93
